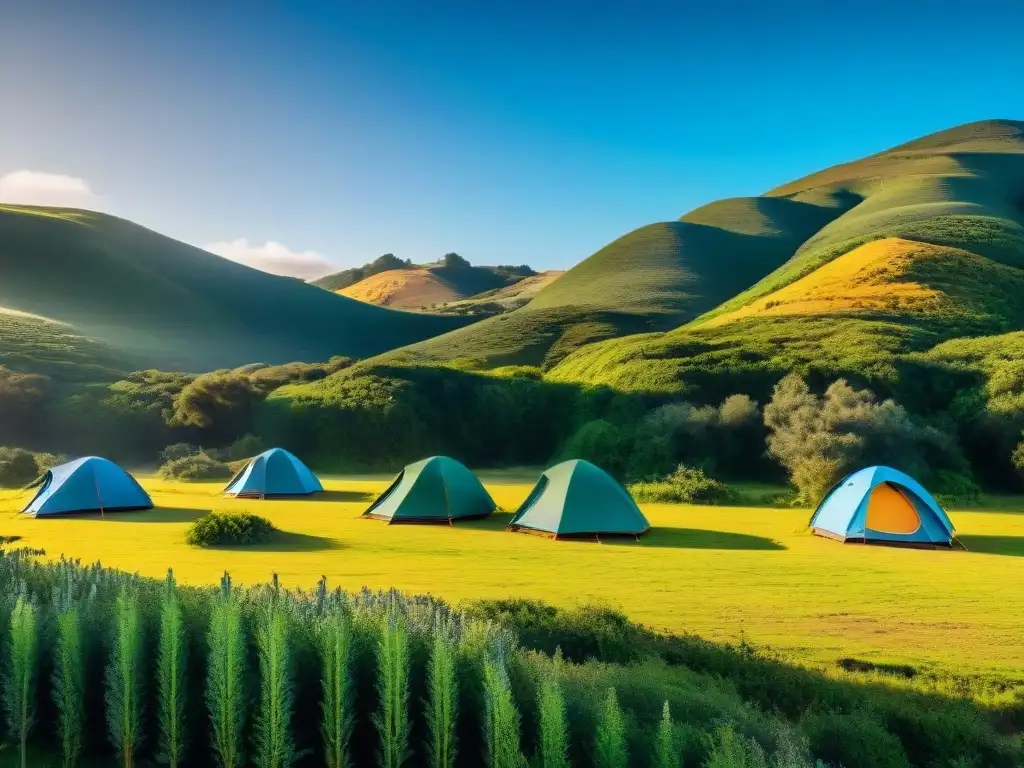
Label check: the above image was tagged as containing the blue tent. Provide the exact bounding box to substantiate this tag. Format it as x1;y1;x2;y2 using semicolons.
223;448;323;498
809;465;955;547
23;457;152;517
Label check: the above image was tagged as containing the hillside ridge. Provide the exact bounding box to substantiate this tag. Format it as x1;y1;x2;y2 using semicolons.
0;205;474;374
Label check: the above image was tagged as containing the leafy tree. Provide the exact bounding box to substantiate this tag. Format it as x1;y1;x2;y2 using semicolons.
764;374;961;504
0;448;39;488
172;373;263;445
441;253;470;269
160;443;201;464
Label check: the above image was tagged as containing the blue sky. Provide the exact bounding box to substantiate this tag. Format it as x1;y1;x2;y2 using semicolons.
3;0;1022;277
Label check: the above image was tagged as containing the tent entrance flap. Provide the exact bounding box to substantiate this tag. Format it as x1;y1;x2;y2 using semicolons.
866;482;921;535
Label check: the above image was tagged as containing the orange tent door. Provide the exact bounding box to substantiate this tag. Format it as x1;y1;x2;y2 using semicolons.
866;483;921;534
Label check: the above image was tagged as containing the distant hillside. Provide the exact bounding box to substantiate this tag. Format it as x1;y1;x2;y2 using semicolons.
338;258;538;311
548;119;1024;395
314;252;536;311
0;206;474;375
311;253;413;292
381;194;850;368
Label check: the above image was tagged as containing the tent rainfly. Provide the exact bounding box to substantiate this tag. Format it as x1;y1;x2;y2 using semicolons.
508;459;649;539
223;448;323;498
809;465;956;547
22;456;153;517
363;456;495;523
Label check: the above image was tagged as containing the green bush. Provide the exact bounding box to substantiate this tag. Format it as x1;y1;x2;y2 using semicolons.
931;470;982;506
802;709;910;768
0;447;39;488
629;465;735;504
158;453;232;482
185;511;275;547
209;433;267;462
31;451;67;474
159;442;201;464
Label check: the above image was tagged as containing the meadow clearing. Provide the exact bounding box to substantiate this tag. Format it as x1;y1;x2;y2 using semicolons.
3;472;1023;678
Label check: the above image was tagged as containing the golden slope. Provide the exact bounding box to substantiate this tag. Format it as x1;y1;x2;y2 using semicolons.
338;268;460;309
694;238;952;328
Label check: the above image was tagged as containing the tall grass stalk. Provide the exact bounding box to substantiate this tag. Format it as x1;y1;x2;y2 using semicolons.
425;614;458;768
53;595;84;768
5;593;38;768
157;569;187;767
106;585;144;768
594;687;627;768
654;701;679;768
482;642;526;768
317;598;353;768
373;609;411;768
535;651;569;768
207;572;246;768
254;578;297;768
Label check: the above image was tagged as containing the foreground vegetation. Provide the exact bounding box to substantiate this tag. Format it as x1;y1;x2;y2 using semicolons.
0;545;1019;767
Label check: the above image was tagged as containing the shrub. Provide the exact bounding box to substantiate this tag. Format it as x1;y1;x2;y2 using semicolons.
0;447;40;488
629;465;735;504
32;451;67;474
558;420;633;479
185;512;275;547
802;709;910;768
213;434;268;462
631;395;764;480
159;453;232;482
931;470;982;506
159;443;201;464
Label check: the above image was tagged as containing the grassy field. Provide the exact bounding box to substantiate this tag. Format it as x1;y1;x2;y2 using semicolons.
3;473;1022;677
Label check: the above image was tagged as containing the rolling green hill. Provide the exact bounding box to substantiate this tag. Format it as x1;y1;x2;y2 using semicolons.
0;206;474;375
540;120;1024;396
381;199;851;368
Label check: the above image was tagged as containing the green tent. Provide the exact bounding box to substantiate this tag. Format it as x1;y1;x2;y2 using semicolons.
363;456;495;523
508;459;650;539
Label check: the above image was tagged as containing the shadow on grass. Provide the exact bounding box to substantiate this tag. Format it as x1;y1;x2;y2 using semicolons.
61;507;209;523
633;527;785;551
310;489;376;504
958;534;1024;557
205;529;342;553
457;515;785;550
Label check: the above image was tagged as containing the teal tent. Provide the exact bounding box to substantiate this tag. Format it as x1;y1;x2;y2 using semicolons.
22;457;152;517
810;465;955;547
363;456;495;523
508;459;649;539
223;448;323;498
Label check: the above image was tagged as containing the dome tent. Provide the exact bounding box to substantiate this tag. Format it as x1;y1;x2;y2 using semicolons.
363;456;495;523
22;457;152;517
810;465;955;547
223;448;323;498
508;459;649;539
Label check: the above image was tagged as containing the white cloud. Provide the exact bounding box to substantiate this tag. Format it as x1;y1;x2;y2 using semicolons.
0;170;103;209
203;238;336;280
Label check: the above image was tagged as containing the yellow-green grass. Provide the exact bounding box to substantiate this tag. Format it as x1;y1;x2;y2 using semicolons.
3;475;1023;678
